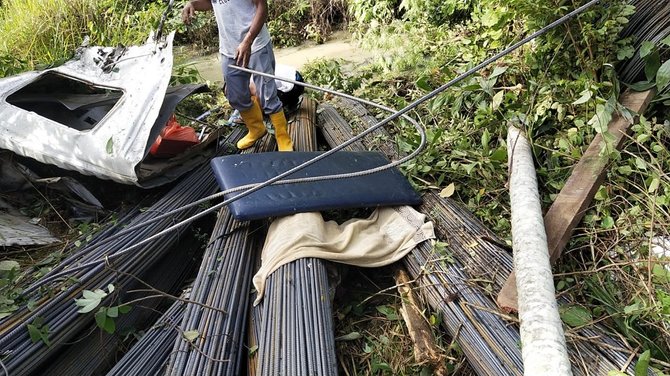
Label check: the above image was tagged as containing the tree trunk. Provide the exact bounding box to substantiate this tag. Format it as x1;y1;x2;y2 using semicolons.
507;126;572;376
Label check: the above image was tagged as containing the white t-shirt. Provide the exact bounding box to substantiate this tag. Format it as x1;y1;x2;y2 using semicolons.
275;64;297;92
211;0;271;58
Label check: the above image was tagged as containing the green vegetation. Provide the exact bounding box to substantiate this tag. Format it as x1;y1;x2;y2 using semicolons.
307;0;670;372
267;0;348;46
0;0;163;74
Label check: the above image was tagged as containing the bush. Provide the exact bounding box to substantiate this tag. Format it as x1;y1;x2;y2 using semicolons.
165;0;218;51
337;0;670;363
0;0;163;75
267;0;348;47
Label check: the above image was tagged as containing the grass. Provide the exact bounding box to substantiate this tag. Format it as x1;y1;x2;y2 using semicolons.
0;0;161;72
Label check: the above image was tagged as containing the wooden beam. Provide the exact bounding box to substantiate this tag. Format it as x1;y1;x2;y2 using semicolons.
394;268;448;376
497;89;656;312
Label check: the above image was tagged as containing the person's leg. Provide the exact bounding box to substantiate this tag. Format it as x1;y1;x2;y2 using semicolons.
222;54;266;149
248;44;293;151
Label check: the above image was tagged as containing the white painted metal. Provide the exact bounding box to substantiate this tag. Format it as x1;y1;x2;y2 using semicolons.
0;33;175;186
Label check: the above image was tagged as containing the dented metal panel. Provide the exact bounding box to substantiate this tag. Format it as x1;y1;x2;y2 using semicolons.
0;33;176;186
0;213;59;247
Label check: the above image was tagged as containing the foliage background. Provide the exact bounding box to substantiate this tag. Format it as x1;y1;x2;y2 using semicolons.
320;0;670;371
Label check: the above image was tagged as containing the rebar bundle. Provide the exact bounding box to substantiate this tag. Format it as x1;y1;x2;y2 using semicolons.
164;134;274;376
319;98;646;375
106;290;190;376
44;233;201;376
254;97;339;376
618;0;670;83
0;131;242;375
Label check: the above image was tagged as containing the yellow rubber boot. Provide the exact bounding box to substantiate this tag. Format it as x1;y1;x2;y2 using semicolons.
237;96;267;150
269;111;294;152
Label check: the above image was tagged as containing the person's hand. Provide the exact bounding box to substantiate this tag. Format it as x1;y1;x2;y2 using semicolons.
235;40;252;67
182;2;196;24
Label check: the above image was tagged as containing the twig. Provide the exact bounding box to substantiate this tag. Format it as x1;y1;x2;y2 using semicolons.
104;265;228;315
461;302;519;323
620;346;639;372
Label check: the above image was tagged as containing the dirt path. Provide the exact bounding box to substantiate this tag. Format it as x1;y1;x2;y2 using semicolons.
189;31;376;83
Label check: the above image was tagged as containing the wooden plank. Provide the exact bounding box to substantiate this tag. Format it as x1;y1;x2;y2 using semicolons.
497;89;656;312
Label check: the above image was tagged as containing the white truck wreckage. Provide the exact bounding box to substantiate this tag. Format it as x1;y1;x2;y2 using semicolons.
0;32;221;188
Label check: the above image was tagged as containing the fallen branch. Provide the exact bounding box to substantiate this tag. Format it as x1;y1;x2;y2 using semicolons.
394;267;447;375
507;126;571;376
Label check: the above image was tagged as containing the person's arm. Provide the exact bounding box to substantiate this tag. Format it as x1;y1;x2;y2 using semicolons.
235;0;268;67
182;0;213;24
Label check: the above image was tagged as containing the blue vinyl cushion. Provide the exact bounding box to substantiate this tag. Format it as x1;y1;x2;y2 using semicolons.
210;151;422;220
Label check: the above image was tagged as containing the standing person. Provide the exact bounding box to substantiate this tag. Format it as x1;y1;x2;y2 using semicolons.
182;0;293;151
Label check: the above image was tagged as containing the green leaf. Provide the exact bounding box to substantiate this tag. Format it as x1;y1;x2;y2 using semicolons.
645;51;661;82
648;176;660;193
106;137;114;154
652;264;670;283
617;45;635;60
489;147;507;162
656;59;670;91
601;216;614;229
636;133;650;144
118;305;131;314
491;90;504;111
183;330;199;342
635;350;651;376
0;260;19;272
95;309;116;334
559;304;593;327
624;303;640;315
27;324;42;343
617;165;633;175
103;316;116;334
371;361;392;372
481;128;491;149
480;9;499;27
376;305;399;320
640;41;655;59
635;158;647;170
363;342;373;353
588;102;614;134
107;306;119;318
661;35;670;47
626;80;656;92
572;89;592;105
608;371;628;376
415;75;431;91
27;300;38;312
490;66;508;78
95;309;107;329
27;318;50;347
